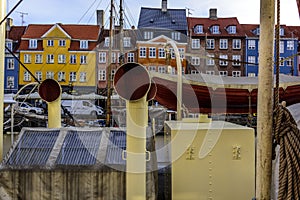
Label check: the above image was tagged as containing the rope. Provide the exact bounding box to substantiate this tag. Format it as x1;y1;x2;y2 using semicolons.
273;105;300;200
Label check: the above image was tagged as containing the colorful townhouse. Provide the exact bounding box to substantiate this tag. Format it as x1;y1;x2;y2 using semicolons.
18;23;100;94
187;8;246;77
4;19;26;94
137;0;188;73
242;24;298;76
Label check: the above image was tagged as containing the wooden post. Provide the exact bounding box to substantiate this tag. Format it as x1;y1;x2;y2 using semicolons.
256;0;275;199
0;0;7;160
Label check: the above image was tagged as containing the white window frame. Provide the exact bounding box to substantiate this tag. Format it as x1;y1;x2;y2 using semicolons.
127;53;134;63
35;54;43;64
220;39;228;49
232;39;241;49
279;41;284;53
148;66;156;72
7;76;14;88
149;47;156;58
80;40;88;49
47;54;54;64
79;72;87;82
248;56;256;65
211;25;220;34
206;39;215;49
111;52;116;63
158;48;165;58
194;25;203;34
59;40;66;47
206;70;215;75
7;58;14;70
70;54;76;64
287;41;294;50
69;72;77;82
58;71;66;82
35;71;42;81
29;39;37;49
99;69;106;81
232;71;241;77
219;55;228;66
248;40;256;50
191;57;200;65
279;57;284;66
123;37;131;47
5;41;13;52
228;26;236;34
99;52;106;63
232;55;241;66
139;47;146;58
23;71;31;81
58;54;66;64
206;55;215;66
219;71;228;76
24;54;31;63
178;48;185;59
144;31;153;40
171;32;181;40
191;70;199;74
46;71;54;79
248;73;256;77
80;55;87;64
158;66;166;74
111;69;116;81
47;40;54;47
286;58;293;66
191;39;200;49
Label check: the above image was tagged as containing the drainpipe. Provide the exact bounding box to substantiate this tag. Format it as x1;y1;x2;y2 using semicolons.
114;63;156;200
0;0;7;160
38;79;62;128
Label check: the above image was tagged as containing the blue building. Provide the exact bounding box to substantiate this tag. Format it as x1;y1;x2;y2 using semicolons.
4;22;26;94
243;24;298;76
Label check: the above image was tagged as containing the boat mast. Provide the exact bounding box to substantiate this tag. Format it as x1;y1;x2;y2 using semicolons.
106;0;114;127
119;0;124;65
0;0;7;160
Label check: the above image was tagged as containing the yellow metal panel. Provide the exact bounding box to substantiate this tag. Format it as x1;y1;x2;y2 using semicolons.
166;121;255;200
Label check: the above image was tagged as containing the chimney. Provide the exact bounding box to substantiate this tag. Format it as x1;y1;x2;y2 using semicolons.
6;18;13;31
209;8;217;20
162;0;167;12
96;10;104;27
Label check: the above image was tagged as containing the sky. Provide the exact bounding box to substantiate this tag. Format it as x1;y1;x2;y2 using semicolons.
6;0;300;27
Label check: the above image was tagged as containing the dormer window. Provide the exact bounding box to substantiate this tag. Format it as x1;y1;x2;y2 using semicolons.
5;41;13;52
123;37;131;47
104;37;110;47
194;25;203;34
211;25;220;34
29;39;37;49
227;25;236;34
80;40;88;49
254;28;260;36
279;27;284;36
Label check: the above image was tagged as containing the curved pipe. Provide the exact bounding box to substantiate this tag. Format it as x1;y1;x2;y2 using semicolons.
38;79;62;128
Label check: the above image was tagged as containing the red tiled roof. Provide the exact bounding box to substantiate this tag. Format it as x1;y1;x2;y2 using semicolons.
187;17;246;37
22;24;53;38
8;26;26;41
241;24;258;37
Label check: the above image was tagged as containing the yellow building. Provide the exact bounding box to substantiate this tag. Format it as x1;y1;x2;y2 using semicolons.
18;24;100;94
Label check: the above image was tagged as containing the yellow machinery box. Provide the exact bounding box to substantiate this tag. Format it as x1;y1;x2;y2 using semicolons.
165;120;255;200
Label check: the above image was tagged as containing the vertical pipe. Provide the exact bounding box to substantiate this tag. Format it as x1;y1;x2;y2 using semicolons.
0;0;7;160
47;98;61;128
256;0;275;199
126;97;147;200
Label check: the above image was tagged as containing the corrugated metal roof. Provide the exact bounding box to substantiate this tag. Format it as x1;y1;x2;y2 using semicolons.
138;7;187;32
56;130;102;165
5;130;59;166
105;130;126;165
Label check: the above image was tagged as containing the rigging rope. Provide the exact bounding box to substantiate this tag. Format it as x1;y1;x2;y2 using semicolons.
273;0;300;199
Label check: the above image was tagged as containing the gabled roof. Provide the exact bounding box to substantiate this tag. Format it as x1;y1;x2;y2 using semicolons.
138;7;187;31
187;17;246;37
7;26;26;41
241;24;259;38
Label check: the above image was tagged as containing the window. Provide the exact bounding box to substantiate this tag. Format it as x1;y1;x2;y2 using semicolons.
220;39;228;49
139;47;146;58
232;55;241;66
248;56;256;65
59;40;66;46
58;54;66;64
248;73;256;77
191;70;199;74
194;25;203;34
58;72;66;82
248;40;256;50
70;54;77;64
211;25;220;34
158;48;165;58
80;55;87;64
219;71;228;76
219;55;228;66
206;55;215;66
24;54;31;63
5;41;13;52
232;71;241;77
206;39;215;49
287;41;294;50
35;71;42;81
46;71;54;79
35;54;43;63
47;54;54;63
144;31;153;40
286;58;293;66
124;37;131;47
99;52;106;63
80;40;88;49
7;58;14;69
149;47;156;58
227;25;236;34
179;48;185;59
232;39;241;49
99;70;106;81
206;71;215;75
191;39;200;49
47;40;54;47
280;41;284;53
80;72;87;82
29;39;37;49
171;32;180;40
191;57;200;65
7;76;14;88
279;27;284;36
158;66;166;73
127;53;134;62
69;72;77;82
148;66;156;72
104;37;112;47
24;71;31;81
279;57;284;66
111;69;116;81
